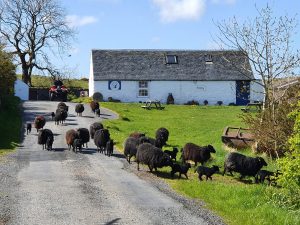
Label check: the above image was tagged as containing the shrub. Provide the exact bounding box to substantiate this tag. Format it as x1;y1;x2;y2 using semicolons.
184;100;199;105
217;101;223;106
203;100;208;105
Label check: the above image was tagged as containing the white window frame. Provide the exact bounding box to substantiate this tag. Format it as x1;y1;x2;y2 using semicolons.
138;81;149;97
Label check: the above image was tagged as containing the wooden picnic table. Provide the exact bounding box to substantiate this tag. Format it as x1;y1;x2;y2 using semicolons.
241;102;263;112
141;100;165;110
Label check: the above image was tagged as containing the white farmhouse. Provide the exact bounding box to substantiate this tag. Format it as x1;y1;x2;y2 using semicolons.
89;49;263;105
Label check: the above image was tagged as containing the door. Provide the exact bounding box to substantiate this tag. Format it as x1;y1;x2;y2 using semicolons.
236;81;250;106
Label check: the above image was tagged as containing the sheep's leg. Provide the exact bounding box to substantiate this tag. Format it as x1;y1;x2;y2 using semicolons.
198;174;203;181
137;162;140;171
209;176;212;181
222;167;227;176
184;173;188;179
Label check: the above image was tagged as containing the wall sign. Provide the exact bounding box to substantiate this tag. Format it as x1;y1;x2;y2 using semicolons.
108;80;121;90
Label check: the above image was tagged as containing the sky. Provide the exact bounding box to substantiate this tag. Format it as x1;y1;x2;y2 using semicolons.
55;0;300;78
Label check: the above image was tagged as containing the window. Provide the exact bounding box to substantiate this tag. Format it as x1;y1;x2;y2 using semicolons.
165;55;178;64
205;54;213;64
138;81;148;97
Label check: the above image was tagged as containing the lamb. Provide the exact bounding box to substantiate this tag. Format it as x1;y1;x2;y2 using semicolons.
26;123;32;134
136;143;173;172
182;143;216;166
164;147;178;161
90;100;99;113
95;108;100;117
94;129;110;153
223;152;268;180
255;170;281;185
89;122;104;139
170;163;191;179
77;128;90;148
34;115;46;132
37;129;54;150
155;127;169;147
65;129;79;150
72;138;82;153
105;139;114;157
75;103;84;116
195;165;220;181
51;112;55;120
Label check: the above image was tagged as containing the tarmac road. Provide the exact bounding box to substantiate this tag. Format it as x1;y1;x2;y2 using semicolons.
0;101;224;225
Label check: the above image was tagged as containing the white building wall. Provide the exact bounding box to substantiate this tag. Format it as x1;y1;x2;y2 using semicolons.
89;54;95;97
92;80;237;105
14;79;29;100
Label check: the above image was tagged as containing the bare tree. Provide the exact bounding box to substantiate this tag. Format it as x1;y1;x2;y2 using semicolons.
0;0;75;86
214;4;300;110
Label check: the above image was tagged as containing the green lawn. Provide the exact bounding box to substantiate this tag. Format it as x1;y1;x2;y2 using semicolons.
99;102;299;225
0;96;22;156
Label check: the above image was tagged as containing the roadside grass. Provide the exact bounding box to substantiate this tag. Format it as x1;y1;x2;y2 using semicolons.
99;102;299;225
0;96;22;156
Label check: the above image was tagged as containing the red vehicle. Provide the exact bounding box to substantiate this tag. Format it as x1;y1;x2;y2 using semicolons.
49;80;68;101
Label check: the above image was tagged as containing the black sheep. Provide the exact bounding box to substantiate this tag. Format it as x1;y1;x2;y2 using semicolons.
136;143;173;172
106;139;114;157
75;103;84;116
164;147;178;161
223;152;268;180
72;138;82;153
34;115;46;132
26;123;32;134
57;102;68;111
55;108;68;125
38;129;54;150
170;163;191;179
90;101;100;113
94;129;110;153
89;122;104;139
182;143;216;166
65;129;79;150
195;165;220;181
77;128;90;148
255;170;281;185
155;127;169;147
124;137;139;163
138;136;156;146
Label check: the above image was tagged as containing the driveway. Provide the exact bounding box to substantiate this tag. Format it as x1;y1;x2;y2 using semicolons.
0;101;224;225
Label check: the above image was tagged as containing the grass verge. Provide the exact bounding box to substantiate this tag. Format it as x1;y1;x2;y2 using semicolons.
0;96;22;156
99;102;299;225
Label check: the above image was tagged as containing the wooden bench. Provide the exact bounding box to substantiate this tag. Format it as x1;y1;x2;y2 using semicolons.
141;100;165;110
241;102;262;112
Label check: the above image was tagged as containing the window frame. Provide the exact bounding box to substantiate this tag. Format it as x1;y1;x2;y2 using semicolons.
138;80;149;97
165;55;178;64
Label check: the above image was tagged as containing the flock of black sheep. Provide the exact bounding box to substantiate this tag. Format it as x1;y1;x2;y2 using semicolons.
26;101;279;185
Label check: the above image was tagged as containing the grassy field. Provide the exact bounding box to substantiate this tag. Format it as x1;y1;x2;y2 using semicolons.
0;96;22;156
98;102;299;225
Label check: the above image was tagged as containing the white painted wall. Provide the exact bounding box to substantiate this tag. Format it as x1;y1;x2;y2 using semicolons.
14;79;29;100
89;54;95;96
91;80;237;105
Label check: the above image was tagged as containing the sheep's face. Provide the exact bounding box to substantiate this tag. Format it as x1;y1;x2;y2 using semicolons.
208;145;216;153
173;147;179;153
212;165;220;172
257;157;267;167
162;153;173;167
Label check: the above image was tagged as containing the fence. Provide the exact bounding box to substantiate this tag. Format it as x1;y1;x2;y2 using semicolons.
29;88;89;101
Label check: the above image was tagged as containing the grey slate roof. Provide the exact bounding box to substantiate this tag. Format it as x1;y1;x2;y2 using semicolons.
91;49;254;81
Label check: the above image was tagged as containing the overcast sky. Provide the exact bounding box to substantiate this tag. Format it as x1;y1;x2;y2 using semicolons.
54;0;300;78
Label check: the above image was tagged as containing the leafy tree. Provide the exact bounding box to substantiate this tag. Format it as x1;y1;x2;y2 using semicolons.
0;45;16;97
215;5;300;110
0;0;74;86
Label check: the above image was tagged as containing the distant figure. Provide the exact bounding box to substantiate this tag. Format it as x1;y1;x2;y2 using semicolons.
26;123;32;134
